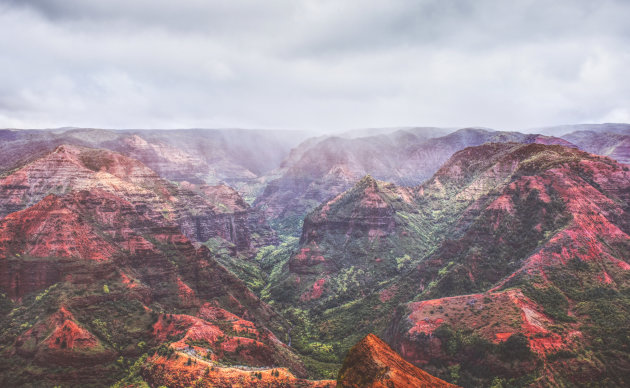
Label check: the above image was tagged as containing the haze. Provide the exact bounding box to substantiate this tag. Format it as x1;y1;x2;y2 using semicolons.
1;0;629;132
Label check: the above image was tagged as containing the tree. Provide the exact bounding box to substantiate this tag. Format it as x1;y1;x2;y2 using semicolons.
501;333;532;360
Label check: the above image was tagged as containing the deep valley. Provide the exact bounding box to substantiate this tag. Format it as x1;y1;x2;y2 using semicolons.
0;124;629;387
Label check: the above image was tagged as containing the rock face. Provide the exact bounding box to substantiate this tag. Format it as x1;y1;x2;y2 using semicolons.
0;191;130;263
15;306;115;367
176;182;277;250
292;175;416;277
0;144;275;251
267;175;424;314
300;175;400;244
0;181;282;310
337;334;457;388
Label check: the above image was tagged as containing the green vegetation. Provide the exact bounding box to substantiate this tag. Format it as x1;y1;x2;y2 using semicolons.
423;324;536;386
499;333;532;361
2;141;629;387
111;354;150;388
523;284;574;322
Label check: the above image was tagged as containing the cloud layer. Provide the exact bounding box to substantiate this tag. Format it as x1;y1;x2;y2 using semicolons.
1;0;629;131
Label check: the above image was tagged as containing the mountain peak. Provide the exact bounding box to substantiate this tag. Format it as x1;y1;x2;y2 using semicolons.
46;143;152;177
53;144;76;154
48;144;86;165
337;333;458;387
358;174;376;184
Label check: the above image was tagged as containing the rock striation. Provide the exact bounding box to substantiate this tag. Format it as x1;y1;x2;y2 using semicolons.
0;144;275;252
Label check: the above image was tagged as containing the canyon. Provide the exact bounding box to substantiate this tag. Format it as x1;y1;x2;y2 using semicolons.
0;125;628;387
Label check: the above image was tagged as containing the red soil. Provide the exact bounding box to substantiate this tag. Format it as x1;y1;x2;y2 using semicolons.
406;290;574;356
300;278;326;301
338;334;459;388
144;352;334;388
0;194;117;261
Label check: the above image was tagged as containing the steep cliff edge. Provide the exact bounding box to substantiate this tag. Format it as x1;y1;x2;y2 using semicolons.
0;144;275;251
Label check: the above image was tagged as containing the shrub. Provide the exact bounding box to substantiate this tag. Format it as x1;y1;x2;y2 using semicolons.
500;333;532;360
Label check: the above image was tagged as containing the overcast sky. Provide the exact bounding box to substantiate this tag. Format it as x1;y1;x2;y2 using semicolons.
0;0;629;132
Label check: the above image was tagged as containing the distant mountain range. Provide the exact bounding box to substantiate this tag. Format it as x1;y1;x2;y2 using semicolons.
255;127;574;234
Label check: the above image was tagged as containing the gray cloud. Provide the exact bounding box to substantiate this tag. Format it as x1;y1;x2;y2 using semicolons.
0;0;629;131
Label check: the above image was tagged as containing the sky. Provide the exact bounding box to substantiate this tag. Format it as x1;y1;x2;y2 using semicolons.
0;0;629;132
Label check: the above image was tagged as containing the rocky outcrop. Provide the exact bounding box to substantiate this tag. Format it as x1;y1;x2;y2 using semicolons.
15;306;115;367
176;184;277;251
143;353;335;388
385;290;563;375
337;334;458;388
300;176;400;246
282;176;416;290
